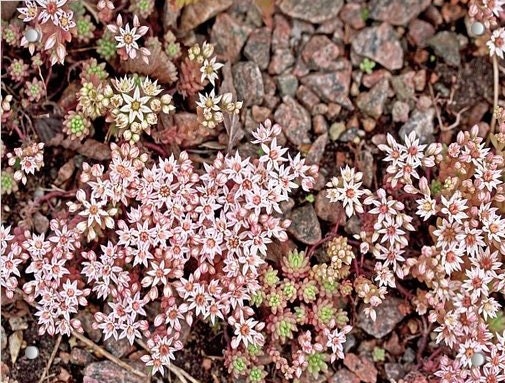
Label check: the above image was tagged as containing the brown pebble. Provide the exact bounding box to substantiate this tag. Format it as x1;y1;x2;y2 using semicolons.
325;103;342;120
312;115;328;135
361;117;376;132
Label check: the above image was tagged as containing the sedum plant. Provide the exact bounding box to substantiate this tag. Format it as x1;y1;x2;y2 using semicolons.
1;119;318;376
224;241;355;382
326;126;505;382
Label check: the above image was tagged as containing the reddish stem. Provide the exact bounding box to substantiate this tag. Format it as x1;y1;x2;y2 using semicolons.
35;190;75;206
395;281;414;300
305;222;339;258
143;141;167;157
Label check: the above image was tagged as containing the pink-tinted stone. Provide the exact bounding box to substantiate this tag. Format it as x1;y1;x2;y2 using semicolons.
352;23;403;71
369;0;430;26
211;13;252;63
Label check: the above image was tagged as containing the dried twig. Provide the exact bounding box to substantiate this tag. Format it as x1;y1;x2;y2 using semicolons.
72;331;149;380
440;107;470;132
38;334;62;383
428;83;444;132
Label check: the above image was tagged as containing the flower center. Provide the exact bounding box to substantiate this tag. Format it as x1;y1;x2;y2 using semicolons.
47;1;57;14
124;34;134;44
131;101;141;111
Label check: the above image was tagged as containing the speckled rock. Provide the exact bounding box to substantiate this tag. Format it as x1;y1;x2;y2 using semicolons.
76;311;102;343
268;48;295;75
301;35;341;70
369;0;430;26
104;337;134;358
408;19;435;47
83;361;146;383
399;108;435;143
392;101;410;122
391;72;416;101
233;62;264;107
274;96;311;146
211;13;252;63
287;205;322;245
296;85;320;111
70;348;96;366
180;0;233;32
328;369;360;383
358;297;406;338
356;78;389;119
244;27;271;70
279;0;344;24
292;19;315;42
402;371;429;383
252;105;272;122
276;74;299;97
312;115;328;134
344;354;378;383
315;192;344;224
339;3;366;30
385;363;406;381
427;31;461;67
301;62;352;104
272;14;291;50
306;133;328;165
352;23;403;71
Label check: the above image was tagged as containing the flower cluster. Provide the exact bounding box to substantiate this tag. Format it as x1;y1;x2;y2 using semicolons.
469;0;505;28
468;0;505;59
327;126;505;381
225;238;354;382
17;0;77;65
1;120;318;377
0;226;26;298
6;142;45;185
69;62;175;143
328;132;441;286
188;42;243;129
107;75;174;143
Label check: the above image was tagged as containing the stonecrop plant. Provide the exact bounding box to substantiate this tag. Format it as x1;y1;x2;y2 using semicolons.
3;0;505;382
327;126;505;382
1;118;318;375
224;240;354;381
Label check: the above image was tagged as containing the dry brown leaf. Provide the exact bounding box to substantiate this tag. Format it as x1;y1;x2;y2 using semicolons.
48;134;111;161
55;158;76;186
9;331;23;364
120;38;178;84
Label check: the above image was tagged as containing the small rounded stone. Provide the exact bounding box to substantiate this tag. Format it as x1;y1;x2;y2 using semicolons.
470;22;485;36
24;28;40;43
25;345;39;359
471;352;485;367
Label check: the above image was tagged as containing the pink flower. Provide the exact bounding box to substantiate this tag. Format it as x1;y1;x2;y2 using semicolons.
36;0;66;25
229;316;265;349
487;28;505;59
107;15;150;62
324;325;352;362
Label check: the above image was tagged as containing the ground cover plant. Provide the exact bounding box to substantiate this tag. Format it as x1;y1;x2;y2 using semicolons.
1;0;505;382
